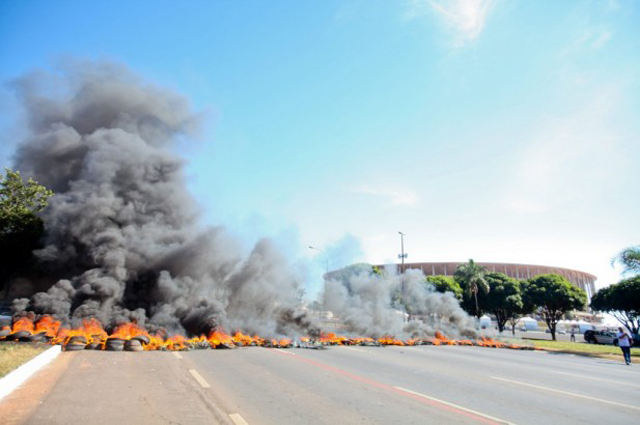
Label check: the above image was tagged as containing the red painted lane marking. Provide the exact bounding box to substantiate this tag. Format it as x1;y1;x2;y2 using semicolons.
269;349;508;425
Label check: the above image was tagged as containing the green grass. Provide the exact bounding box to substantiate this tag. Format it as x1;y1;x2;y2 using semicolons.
529;339;640;358
0;342;49;377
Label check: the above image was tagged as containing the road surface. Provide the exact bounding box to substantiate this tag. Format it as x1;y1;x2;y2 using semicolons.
1;345;637;424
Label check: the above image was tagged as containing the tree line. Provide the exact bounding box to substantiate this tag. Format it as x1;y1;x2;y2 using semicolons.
429;252;640;339
428;265;585;340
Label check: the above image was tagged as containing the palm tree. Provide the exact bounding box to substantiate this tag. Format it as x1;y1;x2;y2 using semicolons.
612;246;640;275
454;259;489;318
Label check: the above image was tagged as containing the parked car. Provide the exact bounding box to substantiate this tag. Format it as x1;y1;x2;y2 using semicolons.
583;330;619;345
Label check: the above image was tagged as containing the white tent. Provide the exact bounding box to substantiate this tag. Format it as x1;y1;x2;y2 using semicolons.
480;315;492;328
518;317;539;330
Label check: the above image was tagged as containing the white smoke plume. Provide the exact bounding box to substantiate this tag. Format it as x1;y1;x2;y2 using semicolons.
8;60;316;337
323;267;477;339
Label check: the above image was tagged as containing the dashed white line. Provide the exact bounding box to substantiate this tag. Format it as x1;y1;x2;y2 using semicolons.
394;387;514;424
173;352;182;359
273;348;296;356
342;346;371;353
491;376;640;411
552;370;640;389
229;413;249;425
189;369;211;388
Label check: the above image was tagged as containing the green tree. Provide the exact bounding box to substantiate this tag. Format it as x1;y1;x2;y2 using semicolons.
425;275;463;300
525;274;587;340
611;246;640;276
505;279;537;335
590;276;640;334
0;168;53;297
477;273;523;333
454;259;489;318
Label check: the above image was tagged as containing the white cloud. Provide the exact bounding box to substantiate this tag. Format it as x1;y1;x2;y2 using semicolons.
505;199;548;214
504;83;629;214
564;28;613;55
592;30;612;49
353;184;419;207
407;0;497;46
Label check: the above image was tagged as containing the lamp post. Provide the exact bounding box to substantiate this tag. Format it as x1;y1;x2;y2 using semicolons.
309;245;329;278
398;232;408;319
398;231;408;274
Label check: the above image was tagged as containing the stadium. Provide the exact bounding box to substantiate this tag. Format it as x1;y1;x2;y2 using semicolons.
372;262;597;300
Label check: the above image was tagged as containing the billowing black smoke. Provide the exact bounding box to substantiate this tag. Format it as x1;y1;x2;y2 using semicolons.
9;61;315;337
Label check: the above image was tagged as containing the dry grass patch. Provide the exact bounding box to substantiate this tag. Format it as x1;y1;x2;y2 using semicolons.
0;342;49;377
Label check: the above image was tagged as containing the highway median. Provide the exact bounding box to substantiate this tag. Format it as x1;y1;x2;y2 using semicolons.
524;339;639;361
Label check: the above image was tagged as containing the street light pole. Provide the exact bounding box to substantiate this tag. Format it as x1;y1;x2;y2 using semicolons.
398;231;409;322
398;231;408;274
309;245;329;277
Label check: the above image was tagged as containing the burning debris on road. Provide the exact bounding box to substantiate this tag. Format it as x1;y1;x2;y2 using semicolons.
0;315;534;352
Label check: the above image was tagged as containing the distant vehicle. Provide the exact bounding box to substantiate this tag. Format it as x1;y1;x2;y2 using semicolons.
583;330;619;345
0;301;12;327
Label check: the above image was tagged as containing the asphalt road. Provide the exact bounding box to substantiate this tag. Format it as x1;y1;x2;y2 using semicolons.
1;345;638;424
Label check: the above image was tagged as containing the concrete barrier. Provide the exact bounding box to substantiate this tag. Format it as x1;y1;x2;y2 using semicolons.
0;345;62;401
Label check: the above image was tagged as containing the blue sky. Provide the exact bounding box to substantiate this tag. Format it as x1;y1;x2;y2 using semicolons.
1;0;639;297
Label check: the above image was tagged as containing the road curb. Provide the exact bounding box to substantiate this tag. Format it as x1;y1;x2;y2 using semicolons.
0;344;62;402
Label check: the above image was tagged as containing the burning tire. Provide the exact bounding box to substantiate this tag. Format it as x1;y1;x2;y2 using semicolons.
0;329;10;339
124;339;143;352
131;335;150;345
7;331;31;341
25;332;47;342
64;343;86;351
105;337;125;351
85;342;101;350
67;335;88;345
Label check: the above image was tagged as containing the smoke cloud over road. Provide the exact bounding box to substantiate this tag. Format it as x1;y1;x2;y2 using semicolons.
324;267;477;339
9;61;313;337
7;60;478;341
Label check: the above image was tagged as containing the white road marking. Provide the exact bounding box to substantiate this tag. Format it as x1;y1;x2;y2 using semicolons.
229;413;249;425
273;348;296;355
342;346;371;353
552;370;640;389
189;369;211;388
173;352;182;359
491;376;640;411
394;386;515;425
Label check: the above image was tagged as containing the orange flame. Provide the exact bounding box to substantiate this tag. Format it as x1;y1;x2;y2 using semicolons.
12;317;35;334
34;315;61;337
208;329;234;348
110;322;149;340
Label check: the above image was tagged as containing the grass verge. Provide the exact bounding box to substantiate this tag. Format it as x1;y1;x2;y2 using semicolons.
0;342;49;378
527;339;639;360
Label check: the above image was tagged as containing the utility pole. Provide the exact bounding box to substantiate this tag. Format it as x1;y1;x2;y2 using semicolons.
398;231;408;274
398;231;409;322
308;245;329;277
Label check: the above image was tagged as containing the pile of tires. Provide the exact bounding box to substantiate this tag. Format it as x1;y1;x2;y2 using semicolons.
124;339;143;352
105;337;126;351
64;335;88;351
